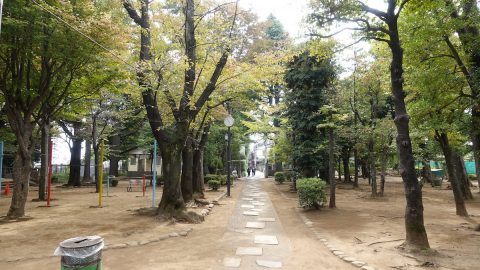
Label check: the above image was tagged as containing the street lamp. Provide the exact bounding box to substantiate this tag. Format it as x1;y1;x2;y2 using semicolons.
224;114;234;197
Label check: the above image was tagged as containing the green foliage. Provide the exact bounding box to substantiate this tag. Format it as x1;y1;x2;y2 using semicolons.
208;180;220;191
284;170;294;181
284;50;336;177
204;174;218;183
297;178;327;209
204;174;227;185
52;172;69;184
274;172;285;184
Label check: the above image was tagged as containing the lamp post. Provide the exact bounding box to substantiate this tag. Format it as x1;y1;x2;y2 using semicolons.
224;114;234;197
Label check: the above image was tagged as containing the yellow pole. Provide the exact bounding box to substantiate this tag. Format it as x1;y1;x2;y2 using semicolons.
99;140;104;207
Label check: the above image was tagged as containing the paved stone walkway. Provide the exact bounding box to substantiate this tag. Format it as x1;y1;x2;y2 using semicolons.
216;173;289;269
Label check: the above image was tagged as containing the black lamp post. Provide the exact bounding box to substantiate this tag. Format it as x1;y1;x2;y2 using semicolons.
224;114;234;197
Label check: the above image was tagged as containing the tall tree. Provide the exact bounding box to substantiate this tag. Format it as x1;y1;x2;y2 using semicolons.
123;0;240;221
310;0;430;249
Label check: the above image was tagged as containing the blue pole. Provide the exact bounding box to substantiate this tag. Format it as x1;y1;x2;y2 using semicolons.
107;175;110;197
0;141;3;197
152;140;157;208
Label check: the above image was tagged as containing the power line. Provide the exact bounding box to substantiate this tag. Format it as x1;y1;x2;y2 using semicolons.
31;0;136;69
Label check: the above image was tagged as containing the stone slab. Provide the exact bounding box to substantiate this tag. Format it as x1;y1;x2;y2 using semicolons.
243;211;259;216
246;222;266;229
234;229;254;234
242;198;254;201
256;259;282;268
258;217;276;222
252;202;265;206
223;257;241;268
241;205;254;209
251;208;263;212
235;247;263;256
254;235;279;245
352;261;366;267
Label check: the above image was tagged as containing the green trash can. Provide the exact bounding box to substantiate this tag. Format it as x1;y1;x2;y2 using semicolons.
54;236;104;269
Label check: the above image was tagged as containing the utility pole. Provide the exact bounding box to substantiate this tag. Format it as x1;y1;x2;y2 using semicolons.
353;50;359;188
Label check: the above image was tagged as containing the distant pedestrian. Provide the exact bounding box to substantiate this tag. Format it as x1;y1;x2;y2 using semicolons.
252;168;256;176
247;167;251;177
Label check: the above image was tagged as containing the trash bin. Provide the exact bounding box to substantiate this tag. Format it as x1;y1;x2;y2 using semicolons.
54;236;104;270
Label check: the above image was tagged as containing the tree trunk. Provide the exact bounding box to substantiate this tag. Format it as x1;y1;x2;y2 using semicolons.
157;143;202;222
181;138;193;203
67;137;82;186
83;139;92;182
353;148;359;188
108;134;121;177
369;138;377;197
192;149;205;198
39;124;49;200
338;157;342;181
7;148;32;218
94;144;100;193
436;132;468;216
328;128;336;208
387;15;429;248
342;147;350;183
453;152;473;200
380;148;387;197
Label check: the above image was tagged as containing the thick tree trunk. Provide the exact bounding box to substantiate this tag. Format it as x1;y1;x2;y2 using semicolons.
157;143;202;222
39;124;49;200
68;137;82;186
109;134;121;177
437;132;468;216
328;128;336;208
7;149;32;218
181;138;193;203
369;138;377;197
387;16;429;248
453;152;473;200
338;157;342;181
342;147;350;183
83;139;92;182
192;149;205;198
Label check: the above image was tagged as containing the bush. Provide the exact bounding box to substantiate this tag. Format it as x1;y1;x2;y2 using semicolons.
274;172;285;184
297;178;327;209
111;179;119;187
218;175;227;185
204;174;218;183
284;171;293;181
208;180;220;191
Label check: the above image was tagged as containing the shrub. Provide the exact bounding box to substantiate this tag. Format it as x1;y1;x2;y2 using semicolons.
274;172;285;184
297;178;327;209
218;175;227;185
208;180;220;191
284;171;293;181
204;174;218;183
111;179;119;187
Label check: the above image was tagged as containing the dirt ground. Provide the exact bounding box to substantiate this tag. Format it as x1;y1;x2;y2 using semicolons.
267;176;480;270
0;176;479;270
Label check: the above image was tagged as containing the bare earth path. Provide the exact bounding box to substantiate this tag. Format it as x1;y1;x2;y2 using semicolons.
215;175;355;270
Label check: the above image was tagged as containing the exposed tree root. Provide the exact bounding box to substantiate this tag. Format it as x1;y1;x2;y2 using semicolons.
157;207;204;224
194;198;210;205
474;224;480;231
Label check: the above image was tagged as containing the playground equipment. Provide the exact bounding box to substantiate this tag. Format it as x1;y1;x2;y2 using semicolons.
54;235;104;270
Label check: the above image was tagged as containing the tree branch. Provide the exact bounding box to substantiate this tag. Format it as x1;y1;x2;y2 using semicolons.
123;0;143;26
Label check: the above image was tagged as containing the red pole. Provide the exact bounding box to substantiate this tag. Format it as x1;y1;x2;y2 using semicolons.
142;175;146;197
47;139;53;207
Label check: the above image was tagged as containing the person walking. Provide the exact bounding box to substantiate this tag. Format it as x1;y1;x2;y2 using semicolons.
247;167;251;177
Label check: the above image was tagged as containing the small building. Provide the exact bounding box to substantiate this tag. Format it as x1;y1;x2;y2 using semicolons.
127;148;162;177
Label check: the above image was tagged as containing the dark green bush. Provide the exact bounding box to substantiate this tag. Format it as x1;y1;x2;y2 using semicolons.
204;174;218;183
297;178;327;209
218;175;227;185
284;171;293;181
274;172;285;184
208;180;220;191
111;179;119;187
